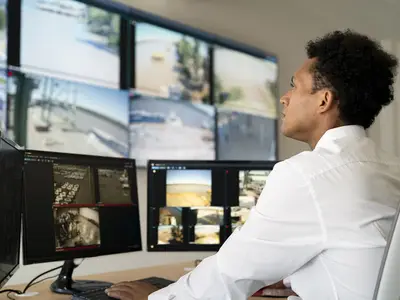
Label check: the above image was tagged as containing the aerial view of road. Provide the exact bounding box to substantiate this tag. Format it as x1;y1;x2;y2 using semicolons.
217;109;276;160
214;47;278;119
98;168;131;205
22;74;129;157
21;0;120;88
135;23;210;103
166;169;212;207
129;94;215;166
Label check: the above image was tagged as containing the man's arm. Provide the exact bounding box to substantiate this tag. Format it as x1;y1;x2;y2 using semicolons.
139;159;323;300
149;160;326;299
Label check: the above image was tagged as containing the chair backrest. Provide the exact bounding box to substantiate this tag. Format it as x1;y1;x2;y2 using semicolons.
373;201;400;300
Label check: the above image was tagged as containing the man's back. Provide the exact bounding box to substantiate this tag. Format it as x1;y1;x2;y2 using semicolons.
286;126;400;299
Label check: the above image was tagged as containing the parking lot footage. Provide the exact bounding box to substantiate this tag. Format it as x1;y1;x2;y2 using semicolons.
192;225;220;245
166;169;212;207
231;170;271;229
53;164;95;205
129;92;215;166
158;207;183;245
21;0;120;87
53;207;100;250
98;168;131;205
214;47;278;119
135;23;210;104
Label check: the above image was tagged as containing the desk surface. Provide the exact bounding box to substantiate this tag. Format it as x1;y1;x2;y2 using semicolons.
0;262;283;300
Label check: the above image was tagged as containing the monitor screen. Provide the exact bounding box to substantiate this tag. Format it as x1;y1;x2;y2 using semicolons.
129;91;215;167
147;160;276;251
0;0;6;66
7;70;129;157
134;22;210;103
0;69;6;133
214;46;278;160
22;150;142;264
0;137;23;288
20;0;120;88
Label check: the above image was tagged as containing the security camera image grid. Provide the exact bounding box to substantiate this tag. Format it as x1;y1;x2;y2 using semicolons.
53;207;100;250
158;207;183;245
190;207;224;225
231;170;270;230
191;225;220;245
53;164;95;205
135;22;210;104
21;0;120;87
98;168;131;205
166;169;212;207
214;47;278;119
129;92;215;167
217;109;277;160
21;73;129;157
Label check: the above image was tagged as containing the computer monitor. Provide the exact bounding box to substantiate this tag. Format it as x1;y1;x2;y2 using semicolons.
213;46;278;160
22;150;142;295
147;160;277;252
0;136;23;289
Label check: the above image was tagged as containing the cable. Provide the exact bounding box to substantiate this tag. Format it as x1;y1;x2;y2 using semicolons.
25;274;59;289
0;290;21;295
22;265;63;294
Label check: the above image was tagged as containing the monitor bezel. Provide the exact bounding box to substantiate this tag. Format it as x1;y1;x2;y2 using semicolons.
0;137;23;289
21;149;143;265
146;159;278;252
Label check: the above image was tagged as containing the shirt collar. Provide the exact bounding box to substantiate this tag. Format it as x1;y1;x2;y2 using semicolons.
314;125;367;150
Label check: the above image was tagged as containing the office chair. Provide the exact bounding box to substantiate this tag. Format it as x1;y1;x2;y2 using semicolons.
373;200;400;300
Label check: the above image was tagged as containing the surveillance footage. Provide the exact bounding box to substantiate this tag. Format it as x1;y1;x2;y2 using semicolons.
8;71;129;157
0;70;6;132
166;169;212;207
0;0;6;66
53;164;95;205
190;207;224;225
192;225;220;245
98;168;132;205
239;170;270;206
135;22;210;104
53;207;101;250
21;0;120;87
129;92;215;166
231;170;270;230
214;47;278;119
217;109;277;160
158;207;183;244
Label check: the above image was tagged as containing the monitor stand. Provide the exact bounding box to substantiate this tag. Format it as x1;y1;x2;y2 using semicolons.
50;260;112;295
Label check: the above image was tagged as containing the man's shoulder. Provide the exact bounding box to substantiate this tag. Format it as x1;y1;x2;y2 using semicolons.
277;150;334;180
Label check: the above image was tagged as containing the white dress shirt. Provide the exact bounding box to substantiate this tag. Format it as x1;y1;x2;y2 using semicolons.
149;125;400;300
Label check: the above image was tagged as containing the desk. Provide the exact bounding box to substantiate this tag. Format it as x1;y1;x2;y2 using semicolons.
0;262;283;300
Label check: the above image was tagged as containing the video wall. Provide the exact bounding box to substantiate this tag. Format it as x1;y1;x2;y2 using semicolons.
2;0;279;165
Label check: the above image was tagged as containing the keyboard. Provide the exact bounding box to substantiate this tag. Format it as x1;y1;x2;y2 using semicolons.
71;277;175;300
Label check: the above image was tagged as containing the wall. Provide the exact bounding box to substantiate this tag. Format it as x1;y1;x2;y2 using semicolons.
7;0;400;285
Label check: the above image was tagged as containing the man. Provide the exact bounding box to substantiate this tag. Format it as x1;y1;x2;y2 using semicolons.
106;29;400;299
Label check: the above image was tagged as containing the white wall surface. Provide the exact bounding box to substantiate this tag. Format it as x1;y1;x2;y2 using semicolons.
7;0;400;285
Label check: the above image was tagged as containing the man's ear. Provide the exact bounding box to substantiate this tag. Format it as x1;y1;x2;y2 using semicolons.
318;89;335;113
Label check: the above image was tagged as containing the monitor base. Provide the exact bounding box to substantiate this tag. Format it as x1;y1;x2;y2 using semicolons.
50;280;112;295
49;260;112;295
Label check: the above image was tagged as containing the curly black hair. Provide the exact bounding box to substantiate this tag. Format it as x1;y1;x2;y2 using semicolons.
306;29;398;129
